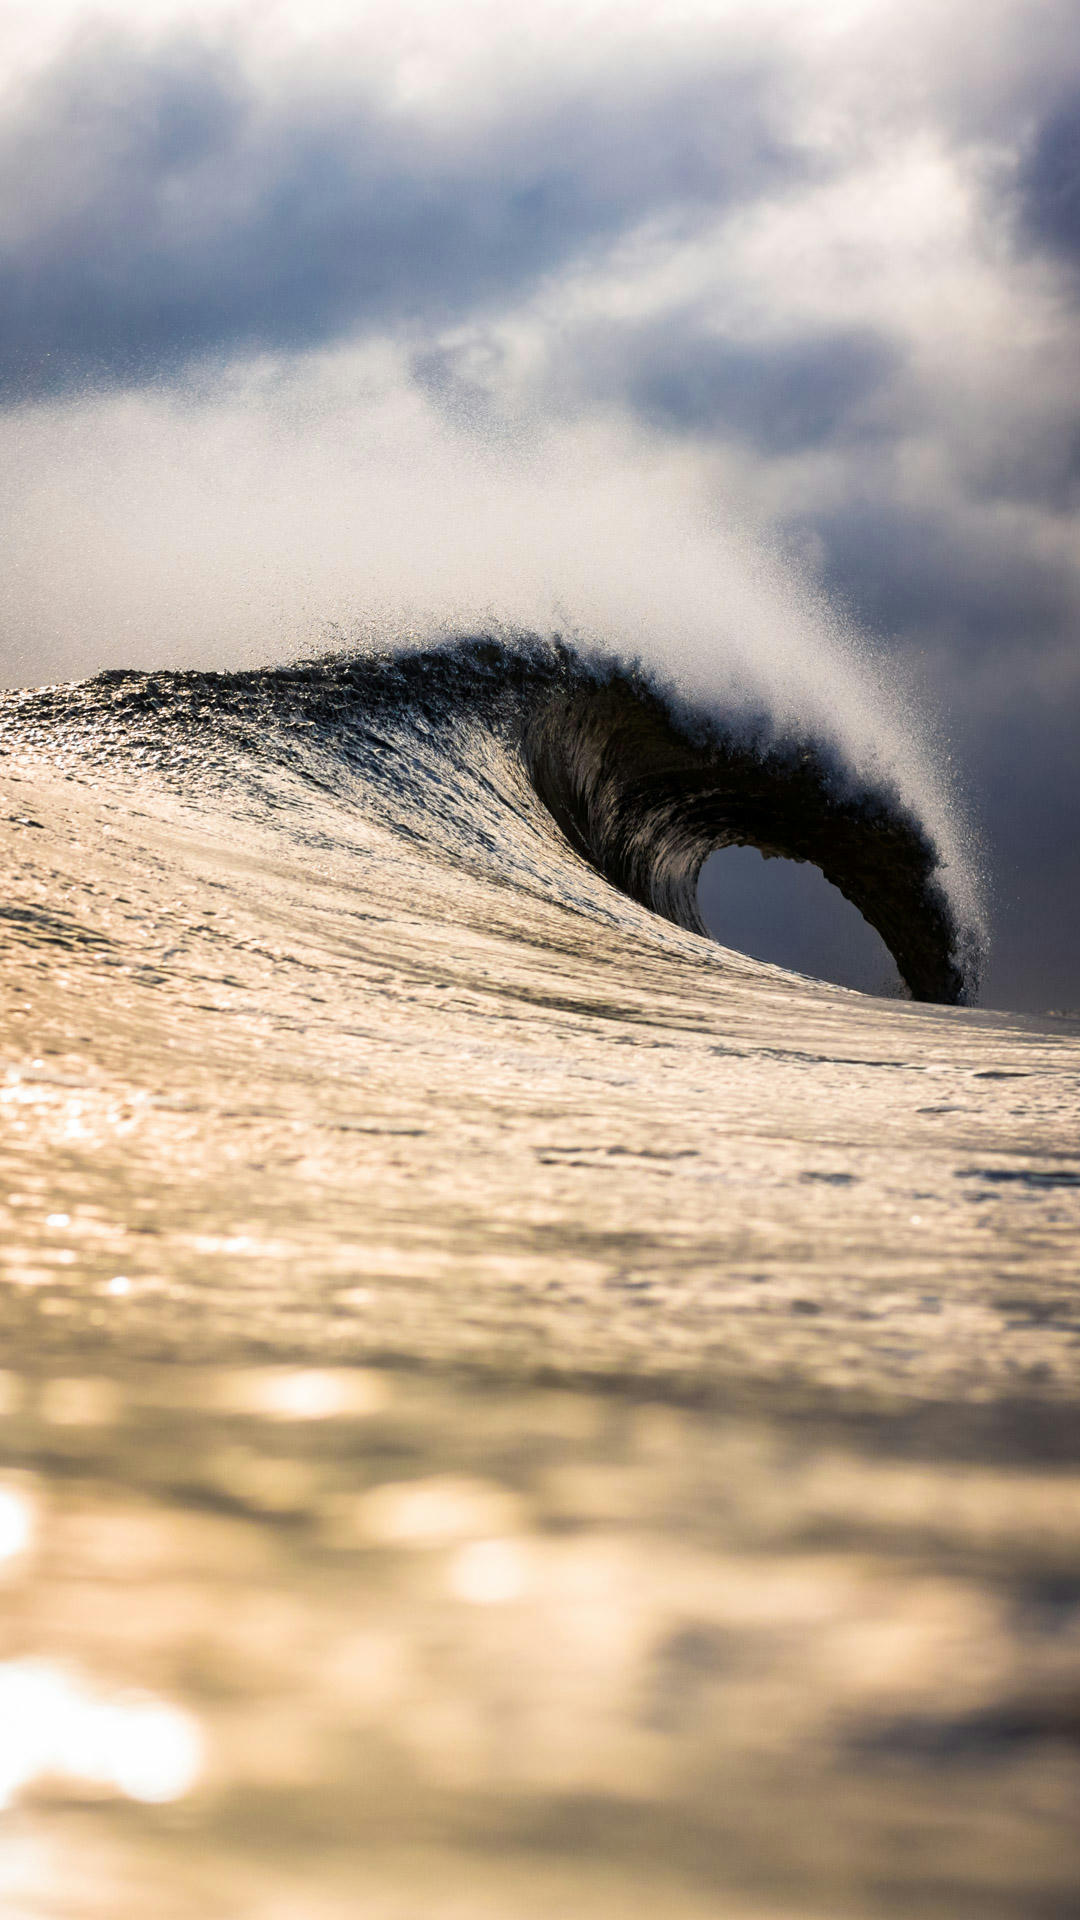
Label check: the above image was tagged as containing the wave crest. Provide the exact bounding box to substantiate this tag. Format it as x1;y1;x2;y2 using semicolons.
0;633;981;1004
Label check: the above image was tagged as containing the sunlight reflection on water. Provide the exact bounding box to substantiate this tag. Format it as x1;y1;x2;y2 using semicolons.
0;1486;33;1564
0;1661;202;1809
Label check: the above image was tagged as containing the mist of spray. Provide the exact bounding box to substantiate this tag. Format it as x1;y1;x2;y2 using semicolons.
0;341;985;939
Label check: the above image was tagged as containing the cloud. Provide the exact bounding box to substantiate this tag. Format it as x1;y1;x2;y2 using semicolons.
1017;89;1080;270
799;492;1080;661
562;314;900;456
0;25;803;399
1;0;1079;1007
780;482;1080;1009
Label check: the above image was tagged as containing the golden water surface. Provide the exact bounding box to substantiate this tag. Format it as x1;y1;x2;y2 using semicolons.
1;748;1079;1919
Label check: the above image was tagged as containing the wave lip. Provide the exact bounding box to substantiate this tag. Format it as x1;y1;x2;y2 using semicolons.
523;656;978;1005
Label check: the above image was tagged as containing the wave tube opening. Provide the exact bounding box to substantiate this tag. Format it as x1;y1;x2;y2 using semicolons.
523;661;976;1005
697;846;906;997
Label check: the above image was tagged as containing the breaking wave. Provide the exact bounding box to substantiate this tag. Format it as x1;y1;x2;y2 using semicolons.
0;631;981;1005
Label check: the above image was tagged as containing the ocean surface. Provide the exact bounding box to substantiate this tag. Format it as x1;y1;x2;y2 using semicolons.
1;636;1078;1920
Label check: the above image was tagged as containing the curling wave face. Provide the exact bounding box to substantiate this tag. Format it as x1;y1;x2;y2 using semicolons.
3;633;980;1003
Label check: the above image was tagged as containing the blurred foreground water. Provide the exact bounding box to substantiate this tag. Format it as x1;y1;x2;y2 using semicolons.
2;1361;1080;1920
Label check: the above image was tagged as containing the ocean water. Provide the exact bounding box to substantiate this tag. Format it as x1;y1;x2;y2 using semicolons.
1;636;1078;1919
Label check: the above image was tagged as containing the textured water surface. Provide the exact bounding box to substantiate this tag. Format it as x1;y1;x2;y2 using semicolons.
0;643;1078;1917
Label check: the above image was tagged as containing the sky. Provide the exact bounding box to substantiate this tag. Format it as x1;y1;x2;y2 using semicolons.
1;0;1078;1010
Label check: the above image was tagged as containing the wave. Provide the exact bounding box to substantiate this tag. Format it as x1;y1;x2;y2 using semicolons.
0;631;980;1004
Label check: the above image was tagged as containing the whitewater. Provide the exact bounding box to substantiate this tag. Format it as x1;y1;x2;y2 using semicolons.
0;609;1078;1919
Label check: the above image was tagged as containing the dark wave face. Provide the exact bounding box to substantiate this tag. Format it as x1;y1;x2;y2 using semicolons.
1;632;978;1003
521;660;974;1004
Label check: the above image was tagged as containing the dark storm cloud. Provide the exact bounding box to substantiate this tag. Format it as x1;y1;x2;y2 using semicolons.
0;27;803;399
788;486;1080;1008
800;494;1080;657
568;314;899;455
1017;89;1080;269
960;691;1080;1009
